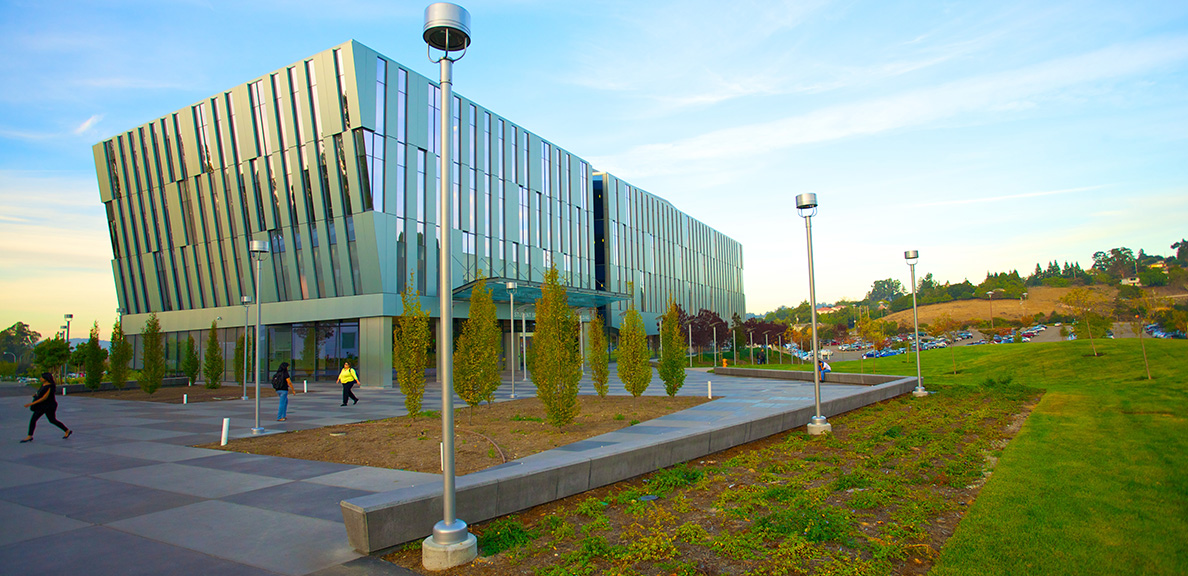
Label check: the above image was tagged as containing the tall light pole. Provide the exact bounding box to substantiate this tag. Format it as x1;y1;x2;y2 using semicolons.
63;314;73;382
905;251;927;397
506;282;516;398
748;331;754;366
798;193;831;435
422;3;477;569
242;296;252;400
712;325;717;367
688;323;692;368
987;291;996;331
249;240;269;434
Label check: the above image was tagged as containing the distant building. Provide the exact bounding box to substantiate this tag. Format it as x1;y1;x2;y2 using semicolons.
1121;277;1142;287
92;40;745;384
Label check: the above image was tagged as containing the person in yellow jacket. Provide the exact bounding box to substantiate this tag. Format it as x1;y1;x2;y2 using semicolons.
337;361;360;406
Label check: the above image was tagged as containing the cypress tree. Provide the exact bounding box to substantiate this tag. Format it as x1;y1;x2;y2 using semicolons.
182;335;200;386
108;320;132;390
658;299;686;396
394;274;430;416
529;266;582;429
588;308;609;398
618;306;652;398
203;320;224;389
140;313;164;394
84;321;105;390
453;275;501;421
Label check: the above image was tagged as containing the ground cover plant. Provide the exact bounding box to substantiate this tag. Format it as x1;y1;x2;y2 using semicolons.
730;337;1188;575
384;374;1040;574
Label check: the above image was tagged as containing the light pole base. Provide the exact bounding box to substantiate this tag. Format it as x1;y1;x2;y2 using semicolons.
241;395;249;401
912;388;929;398
422;533;477;571
807;416;832;436
250;427;266;435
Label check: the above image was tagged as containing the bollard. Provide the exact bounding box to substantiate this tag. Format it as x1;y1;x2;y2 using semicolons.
220;418;230;446
62;387;66;396
183;394;188;404
303;380;307;394
708;380;712;399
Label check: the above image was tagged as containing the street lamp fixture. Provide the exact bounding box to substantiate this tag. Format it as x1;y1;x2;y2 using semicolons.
63;314;73;382
905;250;927;397
249;240;270;434
422;2;478;570
796;193;831;435
506;282;517;399
241;296;252;400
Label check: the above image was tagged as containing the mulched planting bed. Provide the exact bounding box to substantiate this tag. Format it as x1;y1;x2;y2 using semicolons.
72;384;253;403
198;395;712;474
384;381;1040;575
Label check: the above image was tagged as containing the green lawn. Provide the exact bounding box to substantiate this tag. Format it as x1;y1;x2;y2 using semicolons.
752;339;1187;575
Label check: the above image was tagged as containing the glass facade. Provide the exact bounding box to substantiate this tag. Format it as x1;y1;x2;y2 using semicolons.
94;40;745;382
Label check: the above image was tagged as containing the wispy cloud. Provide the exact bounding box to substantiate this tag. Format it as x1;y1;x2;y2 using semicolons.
593;35;1188;178
916;185;1108;208
73;114;103;134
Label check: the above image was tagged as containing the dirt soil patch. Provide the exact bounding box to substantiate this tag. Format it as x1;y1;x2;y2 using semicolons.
383;384;1040;575
198;395;712;475
74;384;250;404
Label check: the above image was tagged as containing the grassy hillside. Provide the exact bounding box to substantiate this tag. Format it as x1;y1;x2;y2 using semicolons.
788;339;1187;575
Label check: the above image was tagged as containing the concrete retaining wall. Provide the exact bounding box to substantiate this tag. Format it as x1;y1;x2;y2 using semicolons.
340;375;917;553
713;367;902;386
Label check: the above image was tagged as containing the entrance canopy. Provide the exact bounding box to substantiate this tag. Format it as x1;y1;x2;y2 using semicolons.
453;277;631;309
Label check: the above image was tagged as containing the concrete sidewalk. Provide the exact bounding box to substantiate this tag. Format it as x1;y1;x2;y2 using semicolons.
0;370;910;575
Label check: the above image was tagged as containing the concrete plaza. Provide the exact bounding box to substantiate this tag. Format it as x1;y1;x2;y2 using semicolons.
0;368;911;575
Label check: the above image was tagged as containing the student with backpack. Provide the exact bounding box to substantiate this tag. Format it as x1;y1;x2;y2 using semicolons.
337;361;360;406
272;362;294;421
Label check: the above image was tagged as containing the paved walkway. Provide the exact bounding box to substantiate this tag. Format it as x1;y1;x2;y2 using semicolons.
0;369;897;575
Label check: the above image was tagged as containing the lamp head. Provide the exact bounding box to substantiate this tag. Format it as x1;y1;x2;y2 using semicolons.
64;314;73;320
242;296;252;304
506;281;516;291
424;3;471;53
249;240;270;255
904;250;919;265
795;192;818;218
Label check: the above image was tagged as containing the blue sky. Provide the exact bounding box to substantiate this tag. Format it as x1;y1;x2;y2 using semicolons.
2;0;1186;340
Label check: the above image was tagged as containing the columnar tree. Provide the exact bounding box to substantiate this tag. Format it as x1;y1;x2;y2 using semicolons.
233;334;246;388
108;320;132;389
84;321;106;390
453;275;501;420
528;266;583;429
203;320;224;389
1129;290;1171;380
618;306;652;398
141;313;164;394
588;308;610;397
658;299;686;396
394;276;430;416
182;336;200;386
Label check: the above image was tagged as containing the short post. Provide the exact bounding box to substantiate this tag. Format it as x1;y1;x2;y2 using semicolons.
183;394;188;404
62;387;66;396
220;418;230;446
303;380;308;394
708;380;712;399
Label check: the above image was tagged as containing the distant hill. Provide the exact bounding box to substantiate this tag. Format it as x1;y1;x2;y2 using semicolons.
881;285;1082;326
67;338;112;351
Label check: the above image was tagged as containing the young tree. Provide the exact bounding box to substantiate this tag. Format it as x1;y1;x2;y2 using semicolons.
857;317;886;374
528;266;583;429
394;276;431;416
588;308;610;397
453;275;501;421
233;334;246;388
203;320;224;389
1129;290;1171;380
930;313;963;375
182;336;200;386
140;313;165;394
658;299;686;396
83;322;106;390
108;320;132;390
618;306;652;398
1060;288;1106;356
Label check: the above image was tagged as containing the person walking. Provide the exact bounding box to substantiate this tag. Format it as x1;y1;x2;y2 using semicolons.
337;361;360;406
21;372;72;442
272;362;294;421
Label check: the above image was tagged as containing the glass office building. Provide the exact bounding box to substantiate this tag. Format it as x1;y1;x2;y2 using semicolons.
92;40;744;386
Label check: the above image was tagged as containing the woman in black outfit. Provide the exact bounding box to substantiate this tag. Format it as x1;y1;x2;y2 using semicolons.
21;372;72;442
